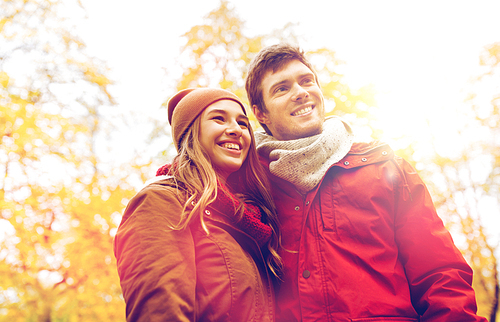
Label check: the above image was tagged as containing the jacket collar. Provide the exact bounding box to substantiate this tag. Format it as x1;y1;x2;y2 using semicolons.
261;141;395;198
333;141;394;169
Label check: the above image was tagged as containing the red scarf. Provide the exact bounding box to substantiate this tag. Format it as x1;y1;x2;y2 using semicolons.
156;164;272;247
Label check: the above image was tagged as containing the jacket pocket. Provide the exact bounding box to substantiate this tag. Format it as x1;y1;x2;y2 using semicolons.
351;318;418;322
317;171;340;235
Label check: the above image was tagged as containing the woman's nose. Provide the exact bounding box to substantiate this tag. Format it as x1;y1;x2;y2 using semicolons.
226;121;242;137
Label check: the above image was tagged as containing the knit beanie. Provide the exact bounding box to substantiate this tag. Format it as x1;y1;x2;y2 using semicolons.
167;88;246;151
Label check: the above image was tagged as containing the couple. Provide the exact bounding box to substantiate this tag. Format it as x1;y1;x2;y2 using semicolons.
114;44;486;321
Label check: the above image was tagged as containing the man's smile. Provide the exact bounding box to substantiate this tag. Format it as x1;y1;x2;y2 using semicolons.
291;105;313;116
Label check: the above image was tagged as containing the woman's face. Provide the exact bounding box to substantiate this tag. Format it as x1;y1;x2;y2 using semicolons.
199;99;251;180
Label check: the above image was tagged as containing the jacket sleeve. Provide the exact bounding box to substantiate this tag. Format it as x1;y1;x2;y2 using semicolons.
393;157;486;322
113;184;196;322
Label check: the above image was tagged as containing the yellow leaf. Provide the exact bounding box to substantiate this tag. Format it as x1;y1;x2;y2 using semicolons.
0;71;10;88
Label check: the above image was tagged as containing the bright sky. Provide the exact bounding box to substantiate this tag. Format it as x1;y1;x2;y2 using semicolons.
79;0;500;150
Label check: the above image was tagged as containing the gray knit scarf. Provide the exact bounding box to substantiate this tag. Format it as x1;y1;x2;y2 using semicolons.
255;116;354;194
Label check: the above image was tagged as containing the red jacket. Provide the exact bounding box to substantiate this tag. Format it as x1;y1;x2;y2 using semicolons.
264;141;486;322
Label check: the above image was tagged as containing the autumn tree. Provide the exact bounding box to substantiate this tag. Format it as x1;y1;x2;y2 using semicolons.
396;42;500;321
462;41;499;321
0;0;135;320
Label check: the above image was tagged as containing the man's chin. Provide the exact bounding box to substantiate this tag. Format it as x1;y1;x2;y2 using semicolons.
276;128;322;141
295;124;323;139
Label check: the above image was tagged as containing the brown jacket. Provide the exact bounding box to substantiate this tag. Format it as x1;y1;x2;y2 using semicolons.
114;177;275;321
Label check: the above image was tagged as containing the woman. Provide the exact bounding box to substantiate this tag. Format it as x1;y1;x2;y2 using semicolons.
114;88;282;321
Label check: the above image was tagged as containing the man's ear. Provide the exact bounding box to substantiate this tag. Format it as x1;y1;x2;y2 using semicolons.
252;105;269;124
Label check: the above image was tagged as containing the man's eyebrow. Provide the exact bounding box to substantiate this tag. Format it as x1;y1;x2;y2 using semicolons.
269;72;315;93
269;79;289;93
298;71;315;79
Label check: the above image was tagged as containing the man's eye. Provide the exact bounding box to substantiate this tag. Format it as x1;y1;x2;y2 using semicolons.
275;86;287;93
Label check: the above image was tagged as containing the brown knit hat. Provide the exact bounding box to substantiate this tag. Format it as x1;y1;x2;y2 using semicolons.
167;88;246;150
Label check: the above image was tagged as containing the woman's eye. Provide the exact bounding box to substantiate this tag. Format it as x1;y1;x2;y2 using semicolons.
238;120;249;128
212;116;224;121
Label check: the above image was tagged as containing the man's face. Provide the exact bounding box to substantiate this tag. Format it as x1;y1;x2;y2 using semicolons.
253;60;325;141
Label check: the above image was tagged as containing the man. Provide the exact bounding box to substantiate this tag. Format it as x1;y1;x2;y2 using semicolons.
245;43;486;322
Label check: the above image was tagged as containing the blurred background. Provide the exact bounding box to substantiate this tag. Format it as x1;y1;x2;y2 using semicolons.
1;0;499;320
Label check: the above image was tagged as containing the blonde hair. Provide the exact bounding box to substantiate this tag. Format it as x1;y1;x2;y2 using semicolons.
168;116;283;278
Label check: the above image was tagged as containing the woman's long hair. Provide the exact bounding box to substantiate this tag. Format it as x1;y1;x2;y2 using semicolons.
168;116;282;278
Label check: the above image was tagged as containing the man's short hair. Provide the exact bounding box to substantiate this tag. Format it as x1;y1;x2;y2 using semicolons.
245;43;319;134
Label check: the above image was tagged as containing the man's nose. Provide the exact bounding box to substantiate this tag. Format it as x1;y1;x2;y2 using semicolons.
292;84;309;101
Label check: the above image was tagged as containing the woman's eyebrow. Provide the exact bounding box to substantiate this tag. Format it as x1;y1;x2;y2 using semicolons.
206;108;227;115
206;108;248;120
238;114;249;122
